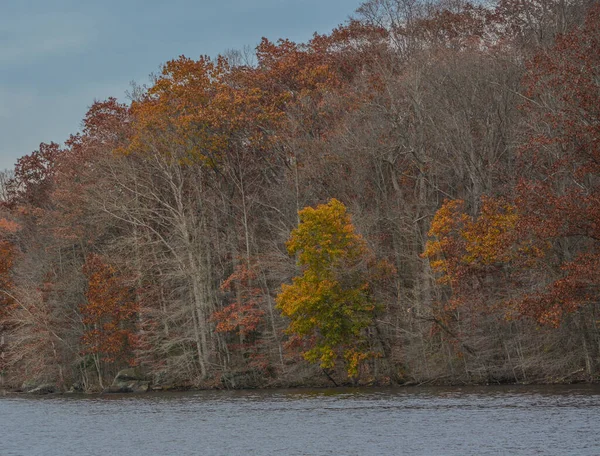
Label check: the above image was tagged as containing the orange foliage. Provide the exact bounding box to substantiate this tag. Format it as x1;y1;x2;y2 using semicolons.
211;262;269;373
0;241;16;319
0;217;20;319
424;197;533;278
0;218;20;234
124;22;386;167
423;197;545;314
126;55;284;166
80;254;138;364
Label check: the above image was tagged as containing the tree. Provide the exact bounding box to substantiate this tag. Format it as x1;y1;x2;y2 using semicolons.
3;0;599;389
5;142;62;209
212;262;268;375
422;197;543;314
80;254;138;387
0;212;19;386
511;2;600;326
277;198;392;378
421;3;600;380
495;0;596;49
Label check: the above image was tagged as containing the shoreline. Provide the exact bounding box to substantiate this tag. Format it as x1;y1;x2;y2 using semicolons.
3;376;598;397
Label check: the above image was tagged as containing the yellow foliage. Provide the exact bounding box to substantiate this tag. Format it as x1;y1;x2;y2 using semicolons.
423;197;547;316
276;198;388;378
461;198;519;265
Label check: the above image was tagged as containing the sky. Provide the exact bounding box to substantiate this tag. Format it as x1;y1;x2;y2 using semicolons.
0;0;364;171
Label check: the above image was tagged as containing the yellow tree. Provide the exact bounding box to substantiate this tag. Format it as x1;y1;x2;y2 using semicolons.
277;198;392;378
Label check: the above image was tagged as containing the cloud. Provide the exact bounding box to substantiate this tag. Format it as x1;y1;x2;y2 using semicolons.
0;12;96;65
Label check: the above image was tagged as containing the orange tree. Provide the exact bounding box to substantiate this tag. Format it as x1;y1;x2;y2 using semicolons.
276;198;393;378
80;254;138;372
423;197;545;317
0;216;19;380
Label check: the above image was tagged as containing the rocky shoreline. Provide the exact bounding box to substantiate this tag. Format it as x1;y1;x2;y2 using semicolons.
3;368;597;397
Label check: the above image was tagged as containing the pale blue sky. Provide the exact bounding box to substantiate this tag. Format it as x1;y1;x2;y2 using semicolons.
0;0;364;171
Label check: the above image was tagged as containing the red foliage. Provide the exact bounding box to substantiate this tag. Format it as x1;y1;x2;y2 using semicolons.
80;254;138;364
0;215;20;320
212;263;265;338
0;241;16;320
5;142;62;209
424;4;600;327
513;3;600;325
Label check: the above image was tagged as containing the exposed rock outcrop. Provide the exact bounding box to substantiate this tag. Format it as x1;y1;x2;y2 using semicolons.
26;383;58;394
105;368;150;393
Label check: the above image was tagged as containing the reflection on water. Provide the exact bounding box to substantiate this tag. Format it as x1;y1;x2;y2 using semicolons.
2;385;600;456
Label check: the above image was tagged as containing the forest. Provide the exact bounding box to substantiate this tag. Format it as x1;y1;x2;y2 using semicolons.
1;0;599;392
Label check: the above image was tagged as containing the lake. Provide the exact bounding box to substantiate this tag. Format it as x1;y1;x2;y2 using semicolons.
2;385;599;455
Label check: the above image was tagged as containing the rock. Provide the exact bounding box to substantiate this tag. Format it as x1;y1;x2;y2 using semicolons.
114;367;145;382
66;382;84;393
105;381;150;393
105;367;150;393
21;379;39;391
27;383;58;394
21;379;59;394
221;369;263;389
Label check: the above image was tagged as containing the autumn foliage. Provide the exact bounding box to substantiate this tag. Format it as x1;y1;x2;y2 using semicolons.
424;3;600;328
213;264;264;337
80;254;138;365
0;218;19;321
1;0;600;390
277;199;393;378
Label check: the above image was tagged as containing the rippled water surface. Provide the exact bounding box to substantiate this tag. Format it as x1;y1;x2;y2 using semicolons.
2;384;600;455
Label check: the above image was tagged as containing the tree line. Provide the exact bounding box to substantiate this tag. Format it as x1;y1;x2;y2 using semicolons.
1;0;599;391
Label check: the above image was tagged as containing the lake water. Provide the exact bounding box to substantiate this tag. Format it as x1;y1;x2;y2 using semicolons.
1;384;599;455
